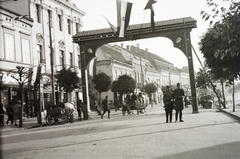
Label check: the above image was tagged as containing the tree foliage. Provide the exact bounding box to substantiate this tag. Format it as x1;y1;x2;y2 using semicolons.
195;68;211;89
92;72;111;93
195;67;227;108
199;1;240;81
144;83;157;95
55;67;80;92
111;74;136;95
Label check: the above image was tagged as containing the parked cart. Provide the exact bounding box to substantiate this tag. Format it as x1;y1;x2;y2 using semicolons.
45;102;76;125
122;99;146;116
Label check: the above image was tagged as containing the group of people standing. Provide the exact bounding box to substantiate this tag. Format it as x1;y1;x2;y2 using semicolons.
163;83;185;123
74;83;185;123
0;100;22;127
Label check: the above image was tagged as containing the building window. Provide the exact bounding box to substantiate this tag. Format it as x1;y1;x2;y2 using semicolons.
76;23;79;33
58;14;62;31
78;54;81;68
21;38;30;63
67;19;71;35
60;50;64;67
36;4;41;23
48;10;52;28
4;33;15;61
37;45;44;63
69;52;73;66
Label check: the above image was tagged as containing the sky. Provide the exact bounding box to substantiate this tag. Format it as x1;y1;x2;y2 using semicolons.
72;0;229;71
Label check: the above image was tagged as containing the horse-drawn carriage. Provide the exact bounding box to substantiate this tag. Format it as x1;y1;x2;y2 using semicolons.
45;102;76;125
122;99;146;116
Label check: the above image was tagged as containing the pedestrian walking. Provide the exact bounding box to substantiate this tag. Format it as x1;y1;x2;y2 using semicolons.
76;97;83;121
173;83;185;122
6;103;14;125
138;93;144;105
131;93;137;109
13;100;21;126
94;100;101;115
149;93;154;107
114;97;119;112
0;103;6;127
163;86;174;123
35;99;42;124
101;96;110;119
131;93;137;102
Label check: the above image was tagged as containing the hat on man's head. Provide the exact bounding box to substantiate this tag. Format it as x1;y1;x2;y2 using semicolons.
166;85;170;89
177;83;180;86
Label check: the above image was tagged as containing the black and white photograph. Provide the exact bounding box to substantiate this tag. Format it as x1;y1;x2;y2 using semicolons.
0;0;240;158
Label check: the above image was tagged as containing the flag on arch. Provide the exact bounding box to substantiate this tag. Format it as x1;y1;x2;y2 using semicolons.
116;0;133;38
102;15;118;33
144;0;157;32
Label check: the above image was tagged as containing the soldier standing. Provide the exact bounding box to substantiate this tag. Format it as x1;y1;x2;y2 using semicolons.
173;83;185;122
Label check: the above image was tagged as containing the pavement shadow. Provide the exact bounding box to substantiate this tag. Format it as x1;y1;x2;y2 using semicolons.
154;141;240;159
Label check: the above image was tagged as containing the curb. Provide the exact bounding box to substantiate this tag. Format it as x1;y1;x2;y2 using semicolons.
220;108;240;122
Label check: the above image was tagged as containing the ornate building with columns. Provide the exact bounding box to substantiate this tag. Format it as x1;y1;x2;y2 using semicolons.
0;0;85;117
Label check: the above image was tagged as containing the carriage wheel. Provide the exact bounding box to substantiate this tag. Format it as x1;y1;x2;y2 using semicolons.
45;115;53;126
59;114;66;124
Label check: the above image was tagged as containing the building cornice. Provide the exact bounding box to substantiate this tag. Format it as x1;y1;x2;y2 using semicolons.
0;6;34;22
1;24;16;31
51;0;86;16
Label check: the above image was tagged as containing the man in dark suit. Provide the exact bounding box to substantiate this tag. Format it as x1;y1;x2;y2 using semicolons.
173;83;185;122
101;96;110;119
76;97;83;121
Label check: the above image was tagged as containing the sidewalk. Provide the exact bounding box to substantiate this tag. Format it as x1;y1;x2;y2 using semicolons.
220;102;240;120
0;108;123;133
1;103;239;134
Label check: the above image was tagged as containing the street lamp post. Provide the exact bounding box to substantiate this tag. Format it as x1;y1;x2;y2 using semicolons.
48;10;55;105
0;73;3;103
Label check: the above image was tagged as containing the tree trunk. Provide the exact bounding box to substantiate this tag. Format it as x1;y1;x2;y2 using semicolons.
232;80;235;112
19;84;23;128
211;85;222;109
221;82;226;108
99;92;102;113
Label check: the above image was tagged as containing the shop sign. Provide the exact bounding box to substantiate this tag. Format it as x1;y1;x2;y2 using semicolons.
1;72;28;85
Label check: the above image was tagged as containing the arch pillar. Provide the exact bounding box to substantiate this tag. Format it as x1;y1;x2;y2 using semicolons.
79;42;103;119
162;29;199;113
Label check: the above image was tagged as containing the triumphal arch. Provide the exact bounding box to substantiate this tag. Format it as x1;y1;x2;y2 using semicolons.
73;17;199;119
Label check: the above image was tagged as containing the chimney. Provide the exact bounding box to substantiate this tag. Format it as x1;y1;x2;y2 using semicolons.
145;48;148;52
126;45;130;50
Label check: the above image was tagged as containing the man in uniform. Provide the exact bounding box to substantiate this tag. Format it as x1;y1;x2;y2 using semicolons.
163;86;174;123
173;83;185;122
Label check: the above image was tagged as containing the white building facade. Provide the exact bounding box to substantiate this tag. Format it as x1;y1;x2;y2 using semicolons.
0;5;34;114
0;0;85;116
29;0;85;106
